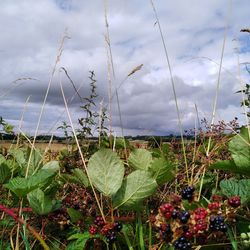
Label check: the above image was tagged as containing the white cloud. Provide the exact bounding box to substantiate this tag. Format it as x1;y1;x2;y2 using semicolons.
0;0;249;136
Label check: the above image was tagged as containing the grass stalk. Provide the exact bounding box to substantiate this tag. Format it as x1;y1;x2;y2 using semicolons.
59;72;106;222
150;0;189;184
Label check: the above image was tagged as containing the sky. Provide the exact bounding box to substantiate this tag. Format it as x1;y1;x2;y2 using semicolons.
0;0;250;137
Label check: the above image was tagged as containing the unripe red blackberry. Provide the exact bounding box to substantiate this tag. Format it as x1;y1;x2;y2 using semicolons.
89;225;98;235
94;216;105;227
228;196;241;208
208;202;220;211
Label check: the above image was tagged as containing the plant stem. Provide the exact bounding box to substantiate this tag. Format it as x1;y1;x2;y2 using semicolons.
0;204;49;250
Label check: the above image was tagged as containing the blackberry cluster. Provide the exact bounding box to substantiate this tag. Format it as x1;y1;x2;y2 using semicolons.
173;236;192;250
228;196;241;208
209;215;227;232
181;186;195;201
178;211;190;224
159;223;172;242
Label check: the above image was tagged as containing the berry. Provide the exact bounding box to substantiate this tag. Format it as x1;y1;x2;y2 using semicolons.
178;211;190;224
113;222;122;232
183;230;193;239
172;210;179;219
208;202;220;211
228;196;241;208
159;203;174;213
181;186;195;201
194;207;208;220
209;215;227;232
159;223;172;242
94;216;105;227
173;236;192;250
89;225;98;235
106;231;117;244
159;203;174;220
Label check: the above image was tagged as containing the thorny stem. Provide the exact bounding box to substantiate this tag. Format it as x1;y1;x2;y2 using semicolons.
0;204;49;250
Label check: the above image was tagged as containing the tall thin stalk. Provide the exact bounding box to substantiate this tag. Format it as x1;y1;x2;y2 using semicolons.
150;0;189;183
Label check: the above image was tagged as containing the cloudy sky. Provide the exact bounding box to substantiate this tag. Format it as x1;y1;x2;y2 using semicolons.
0;0;249;137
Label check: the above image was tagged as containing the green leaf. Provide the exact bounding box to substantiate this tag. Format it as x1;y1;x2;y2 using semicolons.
67;208;83;223
88;149;124;196
4;169;57;197
0;163;11;184
42;161;60;172
149;158;175;185
220;179;250;204
66;232;98;250
210;160;242;173
8;149;26;167
229;127;250;175
27;188;55;215
113;170;157;210
128;149;152;170
24;147;43;176
71;169;89;187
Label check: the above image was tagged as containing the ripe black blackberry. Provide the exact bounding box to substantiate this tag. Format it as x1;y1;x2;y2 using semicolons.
181;186;195;200
171;209;179;219
209;215;227;232
178;211;190;224
106;231;117;244
113;222;122;232
173;236;192;250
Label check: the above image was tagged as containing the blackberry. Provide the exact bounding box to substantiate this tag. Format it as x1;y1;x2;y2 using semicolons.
94;216;105;227
173;236;192;250
178;211;190;224
228;196;241;208
209;215;227;232
159;223;172;242
89;225;98;235
106;231;117;244
181;186;195;201
113;222;122;232
172;210;179;219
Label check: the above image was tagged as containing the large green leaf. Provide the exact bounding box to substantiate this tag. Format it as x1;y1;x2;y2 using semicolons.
0;163;11;184
42;161;60;172
88;149;124;196
71;169;89;187
220;179;250;204
4;169;57;197
27;188;54;215
229;127;250;174
149;158;175;185
128;149;152;170
8;149;26;167
24;147;43;176
113;170;157;210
